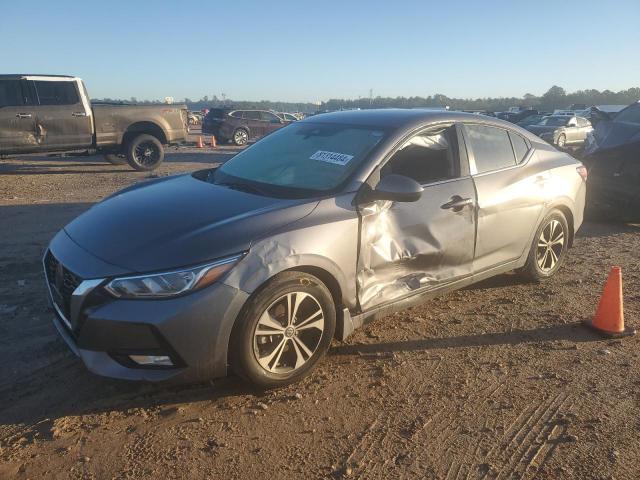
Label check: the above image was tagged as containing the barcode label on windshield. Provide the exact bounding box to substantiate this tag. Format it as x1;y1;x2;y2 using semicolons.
310;150;354;166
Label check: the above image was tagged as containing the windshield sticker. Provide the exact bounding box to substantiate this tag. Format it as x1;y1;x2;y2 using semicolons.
310;150;354;166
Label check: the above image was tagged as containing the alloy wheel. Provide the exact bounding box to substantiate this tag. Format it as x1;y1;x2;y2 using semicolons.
252;292;325;374
133;141;160;166
536;219;565;272
234;130;248;145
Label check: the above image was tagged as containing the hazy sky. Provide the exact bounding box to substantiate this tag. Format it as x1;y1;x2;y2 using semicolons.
2;0;639;102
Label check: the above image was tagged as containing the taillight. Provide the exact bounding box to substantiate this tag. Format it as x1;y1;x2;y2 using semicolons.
576;165;588;181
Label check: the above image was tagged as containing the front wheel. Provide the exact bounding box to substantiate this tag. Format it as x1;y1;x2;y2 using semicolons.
520;210;569;282
125;134;165;171
556;134;566;148
230;271;336;389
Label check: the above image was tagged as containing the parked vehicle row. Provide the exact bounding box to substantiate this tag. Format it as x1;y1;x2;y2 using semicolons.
43;109;586;388
0;75;188;170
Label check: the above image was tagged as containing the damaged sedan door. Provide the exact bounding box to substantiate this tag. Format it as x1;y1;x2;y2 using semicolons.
356;125;477;311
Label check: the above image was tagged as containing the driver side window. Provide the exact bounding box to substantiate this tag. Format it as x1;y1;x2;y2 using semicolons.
381;126;460;185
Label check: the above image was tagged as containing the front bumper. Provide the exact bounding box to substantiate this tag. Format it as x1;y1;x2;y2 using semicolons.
44;233;249;383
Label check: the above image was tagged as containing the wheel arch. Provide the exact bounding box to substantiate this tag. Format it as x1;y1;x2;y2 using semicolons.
122;121;168;145
542;200;575;248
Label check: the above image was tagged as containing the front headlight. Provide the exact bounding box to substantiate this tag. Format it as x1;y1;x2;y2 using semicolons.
105;254;244;299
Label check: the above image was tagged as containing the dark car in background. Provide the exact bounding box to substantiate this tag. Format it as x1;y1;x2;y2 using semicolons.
525;115;593;147
43;109;586;388
202;108;289;145
583;101;640;221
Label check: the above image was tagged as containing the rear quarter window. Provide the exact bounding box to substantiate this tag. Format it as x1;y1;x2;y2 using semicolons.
464;124;517;173
508;132;530;164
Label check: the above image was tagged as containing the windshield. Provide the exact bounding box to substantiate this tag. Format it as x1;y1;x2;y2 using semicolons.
215;122;388;196
537;116;570;126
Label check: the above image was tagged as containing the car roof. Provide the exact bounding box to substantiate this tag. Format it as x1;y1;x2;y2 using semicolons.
299;108;522;130
0;74;77;80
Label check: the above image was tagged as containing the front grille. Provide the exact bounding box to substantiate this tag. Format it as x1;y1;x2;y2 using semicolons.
44;250;82;323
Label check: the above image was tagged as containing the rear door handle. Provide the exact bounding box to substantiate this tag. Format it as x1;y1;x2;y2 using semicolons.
72;112;87;117
15;113;32;119
441;196;474;212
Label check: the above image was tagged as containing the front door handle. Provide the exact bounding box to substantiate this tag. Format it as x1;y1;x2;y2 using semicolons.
441;195;474;212
72;112;87;117
15;113;32;119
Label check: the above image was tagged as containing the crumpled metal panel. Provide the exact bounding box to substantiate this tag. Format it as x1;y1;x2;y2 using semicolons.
223;194;360;310
356;177;476;311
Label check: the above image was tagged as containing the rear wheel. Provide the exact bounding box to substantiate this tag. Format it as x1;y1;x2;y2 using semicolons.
520;210;569;281
103;153;127;165
125;134;165;171
231;271;336;389
233;128;249;146
556;134;566;148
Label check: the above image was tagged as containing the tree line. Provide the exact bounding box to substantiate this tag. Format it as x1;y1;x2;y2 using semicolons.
92;86;639;113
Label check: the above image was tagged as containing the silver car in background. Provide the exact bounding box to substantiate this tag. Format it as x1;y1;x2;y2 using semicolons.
44;110;587;388
526;115;593;147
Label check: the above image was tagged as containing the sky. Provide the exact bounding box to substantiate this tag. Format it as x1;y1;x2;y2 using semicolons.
2;0;639;103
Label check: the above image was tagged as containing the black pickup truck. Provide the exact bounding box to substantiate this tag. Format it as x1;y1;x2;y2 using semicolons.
0;74;188;171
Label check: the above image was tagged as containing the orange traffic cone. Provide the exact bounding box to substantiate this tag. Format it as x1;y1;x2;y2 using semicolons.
210;136;217;148
196;136;204;148
584;266;636;337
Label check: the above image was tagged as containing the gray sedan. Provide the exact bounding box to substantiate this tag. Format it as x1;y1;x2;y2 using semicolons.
44;110;587;388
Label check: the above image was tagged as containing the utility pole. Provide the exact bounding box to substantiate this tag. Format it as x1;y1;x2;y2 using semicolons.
369;88;373;106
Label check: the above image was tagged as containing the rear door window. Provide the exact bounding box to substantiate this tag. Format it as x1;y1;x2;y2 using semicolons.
33;81;79;105
464;125;517;173
245;111;261;121
260;111;281;123
0;80;24;106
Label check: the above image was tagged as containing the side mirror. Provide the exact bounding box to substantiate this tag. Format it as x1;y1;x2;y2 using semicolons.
365;174;423;203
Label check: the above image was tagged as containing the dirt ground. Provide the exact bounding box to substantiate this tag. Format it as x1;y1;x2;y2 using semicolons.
1;134;639;480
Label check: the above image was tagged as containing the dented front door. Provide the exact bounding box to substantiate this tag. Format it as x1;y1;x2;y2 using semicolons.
356;178;476;311
0;80;37;153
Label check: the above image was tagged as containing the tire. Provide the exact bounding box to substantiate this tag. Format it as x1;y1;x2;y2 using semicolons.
519;209;569;282
232;128;249;146
103;153;127;165
556;134;566;148
125;134;165;171
230;271;336;389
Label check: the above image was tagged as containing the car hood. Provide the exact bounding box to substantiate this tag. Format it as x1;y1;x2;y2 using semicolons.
64;173;319;273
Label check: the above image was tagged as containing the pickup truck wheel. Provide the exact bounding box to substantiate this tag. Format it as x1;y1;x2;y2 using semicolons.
125;134;165;171
103;153;127;165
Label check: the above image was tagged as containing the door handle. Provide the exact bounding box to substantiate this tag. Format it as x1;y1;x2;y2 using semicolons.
15;113;32;119
72;112;87;117
441;196;474;212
